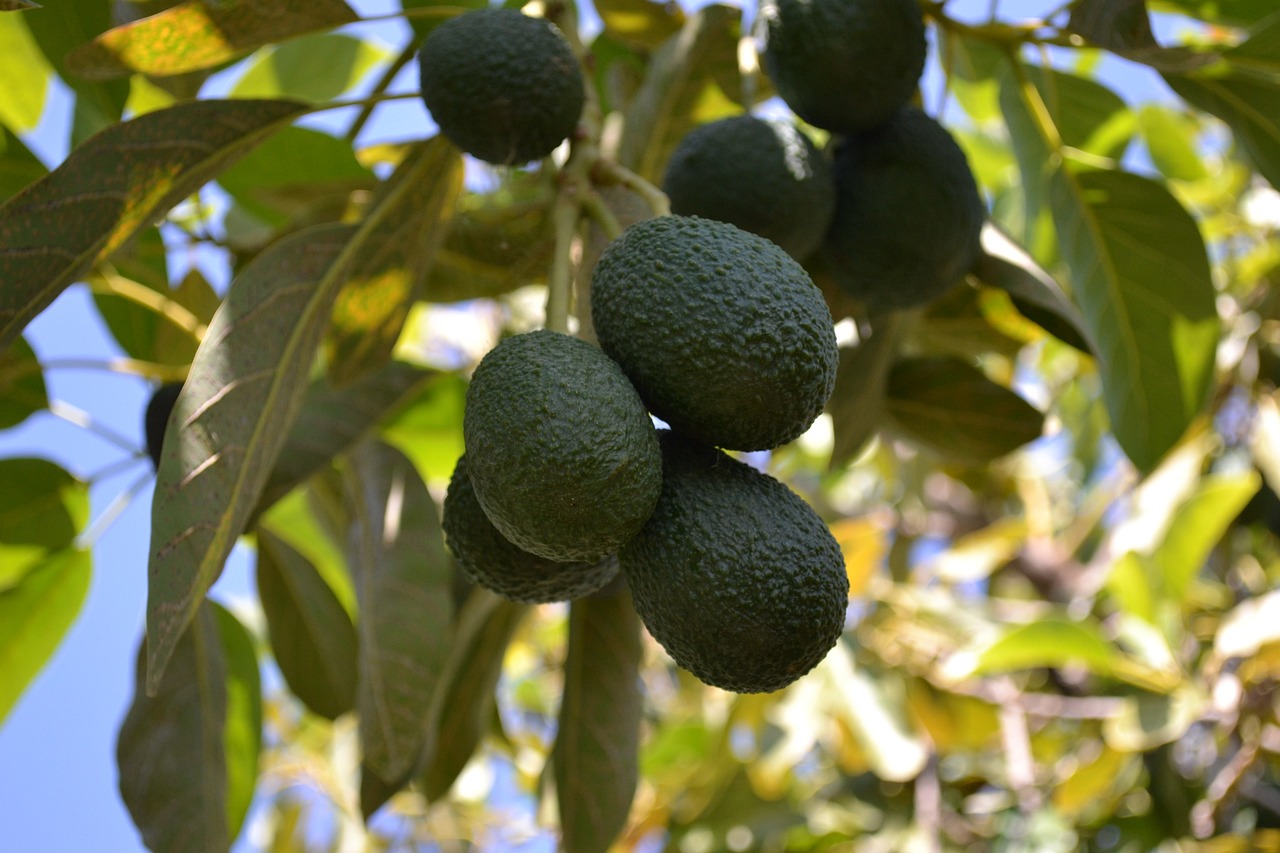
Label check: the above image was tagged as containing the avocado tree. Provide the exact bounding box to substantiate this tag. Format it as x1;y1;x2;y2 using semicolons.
2;0;1280;850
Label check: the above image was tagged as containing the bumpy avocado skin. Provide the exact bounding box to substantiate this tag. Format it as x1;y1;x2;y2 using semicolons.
417;8;585;165
463;330;662;562
663;115;835;260
443;455;620;603
822;107;985;313
591;216;838;451
622;433;848;694
144;382;183;469
761;0;926;134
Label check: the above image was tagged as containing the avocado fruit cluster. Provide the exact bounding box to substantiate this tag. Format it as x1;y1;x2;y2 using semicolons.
417;8;584;165
666;0;984;313
448;216;847;692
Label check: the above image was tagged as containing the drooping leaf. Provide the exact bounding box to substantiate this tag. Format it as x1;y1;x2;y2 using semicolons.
0;458;88;591
419;594;526;802
0;548;90;725
0;335;47;431
254;360;438;516
258;487;354;618
826;320;899;470
212;604;262;842
324;137;463;386
597;0;685;48
1067;0;1214;72
884;357;1044;463
554;586;643;853
118;601;230;853
150;268;221;366
380;372;467;482
256;528;357;720
0;97;307;355
1166;68;1280;190
617;4;745;181
344;441;453;782
66;0;358;80
230;33;389;104
22;1;128;143
0;12;51;133
1137;104;1210;182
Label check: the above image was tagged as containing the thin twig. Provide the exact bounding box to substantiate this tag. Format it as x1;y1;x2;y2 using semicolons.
77;469;153;550
48;400;142;454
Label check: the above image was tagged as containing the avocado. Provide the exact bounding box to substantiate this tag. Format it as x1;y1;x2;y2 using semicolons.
417;8;585;165
591;215;838;451
822;107;985;313
144;382;183;469
663;115;835;260
621;432;848;693
463;330;661;562
760;0;926;134
442;455;620;603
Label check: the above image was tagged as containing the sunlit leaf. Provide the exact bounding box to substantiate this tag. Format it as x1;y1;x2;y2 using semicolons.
1167;68;1280;190
597;0;685;48
1151;0;1280;26
213;604;261;841
920;517;1028;584
884;356;1043;463
952;617;1117;677
0;98;306;355
256;528;357;720
823;643;927;783
400;0;483;40
554;586;643;853
118;601;230;853
325;138;463;386
230;33;388;104
0;12;50;133
904;678;1000;755
1138;104;1210;182
0;336;47;431
0;548;90;725
258;488;354;617
0;127;46;202
1103;686;1205;752
345;441;453;782
1052;745;1140;820
1153;471;1259;601
151;268;221;366
380;373;467;482
66;0;357;79
0;458;88;591
23;1;128;143
827;517;886;596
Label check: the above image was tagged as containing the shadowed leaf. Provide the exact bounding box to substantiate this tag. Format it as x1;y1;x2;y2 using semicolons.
23;1;128;143
1167;65;1280;190
0;548;90;725
214;604;262;841
345;441;453;782
0;98;307;355
257;528;357;720
0;336;47;431
827;318;899;470
554;586;643;853
0;458;88;591
230;33;388;104
66;0;357;80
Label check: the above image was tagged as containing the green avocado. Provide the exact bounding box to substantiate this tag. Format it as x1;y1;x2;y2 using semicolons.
591;215;838;451
621;432;849;694
663;115;835;260
443;455;620;603
822;107;985;313
417;8;585;165
760;0;926;134
463;329;662;562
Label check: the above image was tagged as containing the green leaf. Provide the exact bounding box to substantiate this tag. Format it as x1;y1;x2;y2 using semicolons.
1153;471;1259;601
825;319;898;470
419;595;526;801
380;372;466;482
325;137;463;386
88;229;173;364
1138;104;1210;182
884;357;1044;463
0;12;50;132
118;601;230;853
962;617;1119;676
151;269;221;366
0;548;90;725
146;142;453;692
0;458;88;591
400;0;483;40
259;487;354;617
254;360;438;517
824;643;928;783
1023;65;1132;160
597;0;685;48
212;603;261;842
1067;0;1214;72
1103;687;1206;752
0;335;47;431
1166;69;1280;190
21;1;128;144
344;441;453;782
0;127;46;202
0;98;307;355
1151;0;1279;26
66;0;357;79
1048;166;1219;472
554;587;643;853
0;2;42;11
216;125;374;228
616;4;745;181
230;33;389;104
256;528;357;720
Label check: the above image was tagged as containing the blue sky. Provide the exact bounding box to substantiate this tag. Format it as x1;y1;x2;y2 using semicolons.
0;1;1198;850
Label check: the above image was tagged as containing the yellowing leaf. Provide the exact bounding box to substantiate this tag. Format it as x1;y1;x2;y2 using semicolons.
828;517;886;596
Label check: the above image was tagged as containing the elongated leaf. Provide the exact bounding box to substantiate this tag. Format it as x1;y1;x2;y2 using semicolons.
0;458;88;591
1048;166;1219;472
118;601;229;853
67;0;357;80
960;617;1118;676
0;13;50;132
884;357;1043;463
1151;0;1278;26
1153;471;1259;601
0;127;46;201
0;548;90;725
380;373;467;482
1138;104;1210;181
825;643;927;783
0;98;307;355
231;33;388;104
1166;70;1280;190
1067;0;1214;72
147;143;454;691
213;604;261;841
256;528;357;720
259;488;354;617
255;360;438;516
345;441;453;782
826;319;899;470
554;587;643;853
324;138;463;386
0;335;47;430
23;2;128;143
598;0;685;47
420;596;526;801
